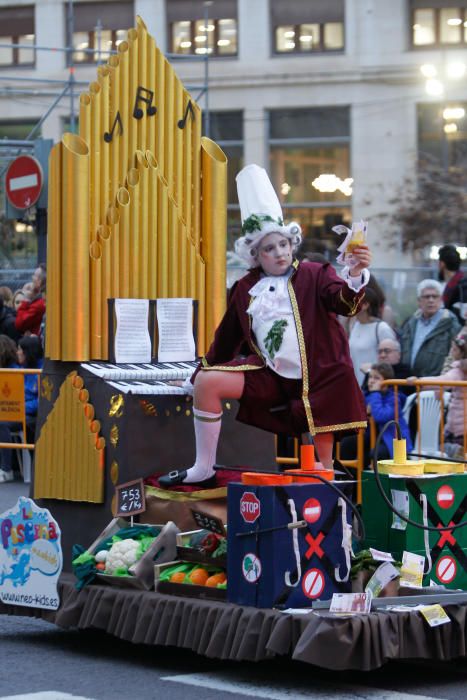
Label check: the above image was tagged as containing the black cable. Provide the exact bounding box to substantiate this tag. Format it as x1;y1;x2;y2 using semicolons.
372;420;467;533
283;470;366;543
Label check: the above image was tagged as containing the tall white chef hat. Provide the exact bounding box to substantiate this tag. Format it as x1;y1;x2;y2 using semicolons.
234;164;302;267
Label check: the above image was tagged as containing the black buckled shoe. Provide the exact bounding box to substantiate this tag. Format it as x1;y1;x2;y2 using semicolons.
158;469;216;489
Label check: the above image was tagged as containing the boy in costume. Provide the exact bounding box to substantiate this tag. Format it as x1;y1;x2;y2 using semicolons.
160;165;371;487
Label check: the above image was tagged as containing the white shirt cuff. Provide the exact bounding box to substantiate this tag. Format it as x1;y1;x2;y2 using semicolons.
341;266;370;292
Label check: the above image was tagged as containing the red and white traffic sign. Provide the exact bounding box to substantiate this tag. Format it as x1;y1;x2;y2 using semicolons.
303;498;322;524
437;485;455;510
5;155;43;210
240;492;261;523
436;555;457;584
301;568;325;599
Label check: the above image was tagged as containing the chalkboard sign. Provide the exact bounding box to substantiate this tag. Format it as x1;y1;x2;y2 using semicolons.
115;479;146;517
190;508;226;536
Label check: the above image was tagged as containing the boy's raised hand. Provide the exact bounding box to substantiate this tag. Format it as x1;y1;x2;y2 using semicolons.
349;245;371;276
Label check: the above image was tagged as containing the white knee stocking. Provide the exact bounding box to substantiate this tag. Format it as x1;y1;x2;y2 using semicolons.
182;408;223;483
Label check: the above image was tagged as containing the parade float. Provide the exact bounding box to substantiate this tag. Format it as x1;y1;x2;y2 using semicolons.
0;16;466;671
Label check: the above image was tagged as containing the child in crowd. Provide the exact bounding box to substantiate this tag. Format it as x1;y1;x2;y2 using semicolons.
160;164;372;487
365;362;413;461
339;362;413;467
0;335;43;483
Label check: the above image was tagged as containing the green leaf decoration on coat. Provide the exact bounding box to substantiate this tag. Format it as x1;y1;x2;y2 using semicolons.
264;319;288;359
242;214;284;234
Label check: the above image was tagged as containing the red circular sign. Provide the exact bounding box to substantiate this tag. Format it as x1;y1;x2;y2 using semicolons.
240;491;261;523
437;485;455;510
303;498;322;524
5;155;43;209
436;555;457;584
302;568;325;599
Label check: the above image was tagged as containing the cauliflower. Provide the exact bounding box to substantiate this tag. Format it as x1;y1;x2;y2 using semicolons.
104;539;140;574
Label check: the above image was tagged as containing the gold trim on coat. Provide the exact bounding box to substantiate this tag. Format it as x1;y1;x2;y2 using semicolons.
287;271;316;435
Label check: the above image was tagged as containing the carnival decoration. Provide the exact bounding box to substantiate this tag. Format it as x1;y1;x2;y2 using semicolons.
46;15;227;362
0;498;62;610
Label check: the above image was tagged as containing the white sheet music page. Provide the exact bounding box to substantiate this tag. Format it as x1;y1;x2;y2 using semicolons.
157;298;196;362
114;299;152;363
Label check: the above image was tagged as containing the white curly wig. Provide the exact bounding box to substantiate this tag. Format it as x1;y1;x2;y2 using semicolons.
234;221;302;267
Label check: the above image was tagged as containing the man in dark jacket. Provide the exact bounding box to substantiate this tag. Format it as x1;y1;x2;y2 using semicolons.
401;279;461;376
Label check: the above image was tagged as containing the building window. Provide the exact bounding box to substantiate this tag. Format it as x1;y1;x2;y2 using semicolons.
168;1;237;56
69;1;133;64
418;102;467;169
0;6;35;67
269;107;351;258
271;0;344;55
412;2;467;47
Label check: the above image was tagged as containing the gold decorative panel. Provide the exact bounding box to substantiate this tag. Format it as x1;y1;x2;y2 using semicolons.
34;372;105;502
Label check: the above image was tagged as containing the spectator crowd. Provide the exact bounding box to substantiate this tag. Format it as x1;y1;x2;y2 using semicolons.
337;243;466;467
0;265;45;483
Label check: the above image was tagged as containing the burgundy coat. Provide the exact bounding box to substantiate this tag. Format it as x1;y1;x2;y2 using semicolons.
199;260;368;436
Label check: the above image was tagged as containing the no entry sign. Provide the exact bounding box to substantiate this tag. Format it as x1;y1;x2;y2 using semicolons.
303;497;322;524
5;155;43;209
436;485;455;510
302;568;325;599
436;555;457;584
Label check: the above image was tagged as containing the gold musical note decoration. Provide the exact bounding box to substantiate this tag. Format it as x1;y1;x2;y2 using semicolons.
46;15;227;362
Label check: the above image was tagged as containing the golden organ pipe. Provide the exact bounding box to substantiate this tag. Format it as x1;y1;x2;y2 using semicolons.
108;55;120;204
196;254;206;356
118;41;130;185
128;28;139;166
155;48;166;180
136;17;148;150
178;220;187;297
157;177;169;297
168;198;178;296
116;187;131;296
191;101;202;248
146;151;159;298
79;93;91;148
126;167;140;297
201;137;228;347
61;133;90;360
135;151;149;295
174;81;183;209
182;97;192;237
147;37;156;156
89;81;101;240
103;210;117;354
164;61;175;197
98;66;111;227
46;144;62;359
89;238;102;359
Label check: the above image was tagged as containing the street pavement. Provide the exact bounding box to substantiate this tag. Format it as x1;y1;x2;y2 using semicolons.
0;481;466;700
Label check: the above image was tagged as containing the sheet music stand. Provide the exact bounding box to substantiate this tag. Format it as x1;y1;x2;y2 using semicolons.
107;299;198;363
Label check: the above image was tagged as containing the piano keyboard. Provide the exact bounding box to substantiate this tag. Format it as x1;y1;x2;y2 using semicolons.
81;360;198;381
106;380;187;395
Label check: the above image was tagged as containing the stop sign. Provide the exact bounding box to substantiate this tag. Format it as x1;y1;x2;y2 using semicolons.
240;492;261;523
5;155;43;209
